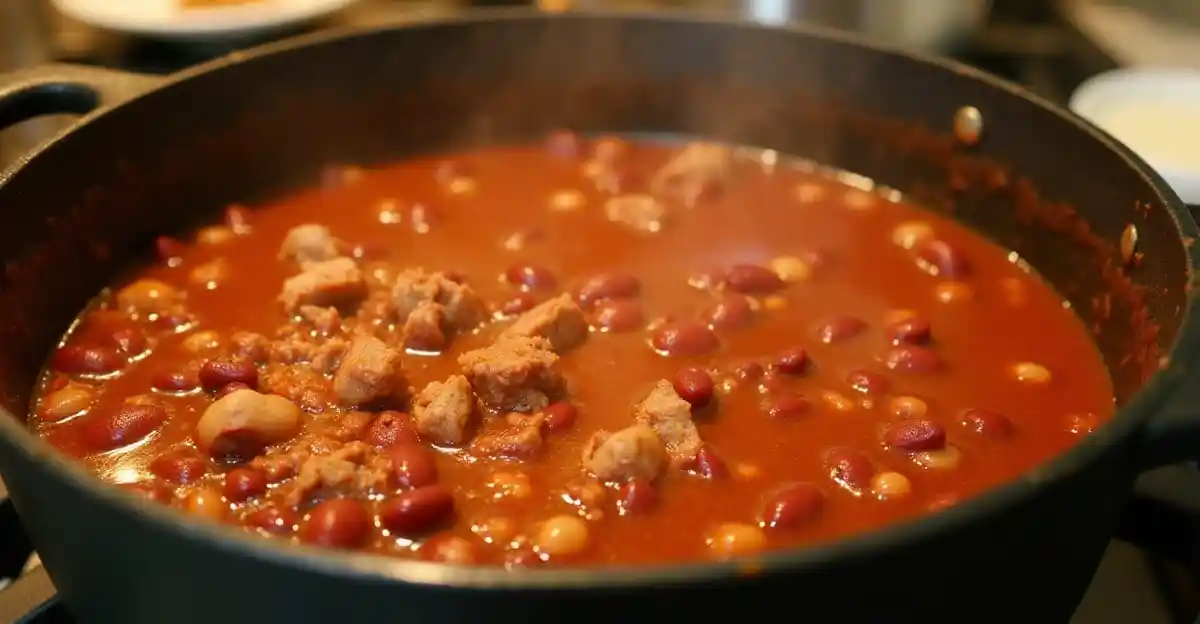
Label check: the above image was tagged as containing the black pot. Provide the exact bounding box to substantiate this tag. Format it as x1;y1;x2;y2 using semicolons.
0;12;1198;623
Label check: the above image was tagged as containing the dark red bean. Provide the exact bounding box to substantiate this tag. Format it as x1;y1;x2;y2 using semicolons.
499;292;539;316
84;403;168;451
960;408;1014;438
703;294;754;330
390;444;439;489
151;368;199;393
884;419;947;451
379;485;456;536
886;317;932;345
846;369;890;395
105;327;149;357
725;264;784;294
419;534;478;564
149;449;209;484
735;361;765;380
207;429;269;464
758;372;788;395
151;308;196;332
363;411;420;448
765;393;810;419
215;382;251;399
915;239;971;278
504;264;557;291
823;447;876;490
155;236;185;263
199;358;258;392
617;478;658;515
302;499;372;548
577;273;641;307
816;316;867;344
546;130;583;158
672;368;715;408
773;347;809;375
542;402;577;433
651;321;719;357
883;346;943;373
594;299;644;332
245;506;297;535
691;446;729;479
759;482;825;530
52;345;123;375
223;467;268;502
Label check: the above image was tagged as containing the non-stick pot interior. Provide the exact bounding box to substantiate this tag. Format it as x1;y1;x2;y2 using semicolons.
0;14;1185;425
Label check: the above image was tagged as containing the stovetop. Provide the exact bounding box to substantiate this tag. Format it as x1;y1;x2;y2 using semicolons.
3;1;1200;622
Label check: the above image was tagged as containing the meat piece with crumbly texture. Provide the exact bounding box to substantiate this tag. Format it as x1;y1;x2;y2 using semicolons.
471;415;544;459
582;424;668;482
278;257;367;314
283;441;393;506
278;224;340;264
634;380;703;467
403;300;447;353
230;331;270;363
392;268;486;331
332;335;404;406
260;366;331;413
297;305;342;335
501;293;589;353
413;374;476;446
457;336;563;413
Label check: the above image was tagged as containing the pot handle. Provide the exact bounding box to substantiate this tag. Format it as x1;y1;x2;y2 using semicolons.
0;64;162;133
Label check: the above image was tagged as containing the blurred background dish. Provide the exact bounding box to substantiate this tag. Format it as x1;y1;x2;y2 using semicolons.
50;0;359;41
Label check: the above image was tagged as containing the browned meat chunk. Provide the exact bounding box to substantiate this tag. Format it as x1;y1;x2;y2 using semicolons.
332;335;404;406
297;305;342;335
278;224;340;264
582;424;668;482
604;194;666;233
392;268;485;330
230;331;270;363
283;441;392;506
413;374;475;446
501;293;589;353
278;257;367;314
457;336;563;413
651;142;734;206
403;300;447;353
268;328;348;374
634;380;703;467
471;415;544;459
260;366;331;413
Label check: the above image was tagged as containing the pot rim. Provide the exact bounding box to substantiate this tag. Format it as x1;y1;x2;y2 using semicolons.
0;9;1196;591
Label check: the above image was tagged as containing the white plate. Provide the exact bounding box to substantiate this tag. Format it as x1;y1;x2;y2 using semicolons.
52;0;358;40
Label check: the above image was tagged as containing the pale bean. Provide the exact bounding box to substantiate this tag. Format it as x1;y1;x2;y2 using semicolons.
40;384;95;422
913;445;963;470
706;523;766;558
535;515;590;556
871;471;913;499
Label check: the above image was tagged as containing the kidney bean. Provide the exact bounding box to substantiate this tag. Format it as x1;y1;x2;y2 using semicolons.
199;358;258;392
886;317;932;345
759;482;824;530
541;402;577;433
504;264;557;291
702;294;754;330
691;445;729;479
823;447;876;490
765;393;810;419
155;236;185;263
379;485;456;535
735;361;765;380
215;382;251;399
725;264;784;294
499;292;539;316
420;535;478;564
883;346;943;373
577;272;640;307
149;449;209;484
915;239;972;278
105;327;149;357
594;299;644;332
302;499;372;548
672;368;715;408
363;411;420;448
152;368;199;393
651;321;719;357
84;403;168;451
546;130;583;158
816;316;867;344
884;419;947;451
52;345;124;375
245;506;297;535
846;369;890;395
773;346;809;375
390;444;439;489
223;467;268;502
617;478;658;514
960;408;1014;438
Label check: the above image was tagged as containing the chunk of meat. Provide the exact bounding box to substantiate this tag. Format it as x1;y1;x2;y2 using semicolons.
260;366;332;413
457;336;563;413
230;331;270;363
413;374;476;446
283;441;392;506
278;257;367;314
297;305;342;335
651;142;734;206
582;424;668;482
268;329;348;374
501;293;588;353
634;380;703;467
332;335;404;406
278;224;340;264
403;300;447;353
392;268;485;330
195;389;302;460
604;194;666;233
471;415;544;459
